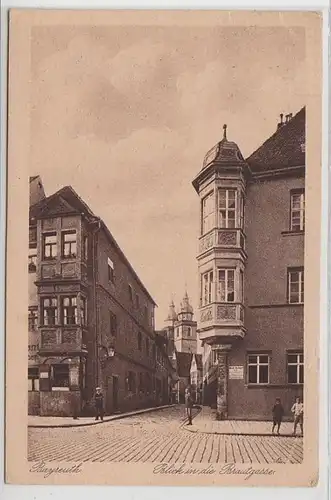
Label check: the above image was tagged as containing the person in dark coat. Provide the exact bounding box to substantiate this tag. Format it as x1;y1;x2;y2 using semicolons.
272;397;284;434
94;387;104;421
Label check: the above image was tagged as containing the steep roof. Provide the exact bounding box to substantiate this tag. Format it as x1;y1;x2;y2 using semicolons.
246;107;305;173
29;185;157;306
175;351;193;378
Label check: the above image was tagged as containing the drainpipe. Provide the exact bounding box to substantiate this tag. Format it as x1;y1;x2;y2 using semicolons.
90;218;101;388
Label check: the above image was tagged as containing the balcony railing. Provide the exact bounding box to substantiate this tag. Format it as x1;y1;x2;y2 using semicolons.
198;228;246;255
199;302;245;326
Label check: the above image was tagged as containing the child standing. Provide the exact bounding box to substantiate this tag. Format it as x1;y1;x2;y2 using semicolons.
272;398;284;435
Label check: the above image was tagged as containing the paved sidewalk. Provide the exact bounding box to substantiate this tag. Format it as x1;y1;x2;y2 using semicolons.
28;404;176;428
185;407;302;437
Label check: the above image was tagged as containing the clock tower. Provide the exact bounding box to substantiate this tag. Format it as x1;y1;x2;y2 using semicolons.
174;292;197;354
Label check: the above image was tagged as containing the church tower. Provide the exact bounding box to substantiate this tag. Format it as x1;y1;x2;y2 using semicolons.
192;124;248;419
174;292;197;354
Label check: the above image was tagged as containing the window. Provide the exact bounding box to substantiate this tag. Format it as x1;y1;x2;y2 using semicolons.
83;235;88;260
202;192;215;234
138;332;142;350
217;268;235;302
144;305;148;322
28;247;37;272
211;350;218;365
109;311;117;337
28;367;39;391
62;296;78;325
247;354;269;384
43;232;57;260
107;258;114;283
218;189;237;228
80;296;87;326
287;353;304;384
288;268;304;304
201;270;213;306
290;190;305;231
126;371;136;392
187;326;191;337
62;231;77;259
139;373;144;392
152;343;156;359
51;364;69;389
41;297;57;326
135;293;140;308
128;285;133;302
28;308;38;331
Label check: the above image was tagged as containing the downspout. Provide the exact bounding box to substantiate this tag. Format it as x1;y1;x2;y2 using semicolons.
90;218;101;388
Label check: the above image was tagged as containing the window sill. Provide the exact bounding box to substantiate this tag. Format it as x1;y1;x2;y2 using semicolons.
281;230;304;236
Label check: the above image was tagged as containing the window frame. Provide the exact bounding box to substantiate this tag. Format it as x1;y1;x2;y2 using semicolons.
287;352;304;384
288;267;304;304
61;296;78;326
107;257;114;283
51;364;70;391
201;191;215;235
290;189;305;232
247;353;270;385
61;230;77;259
28;246;37;272
201;270;214;306
28;367;39;392
41;296;58;326
109;310;117;338
42;232;57;261
217;268;236;303
28;307;38;331
80;296;87;326
218;188;238;229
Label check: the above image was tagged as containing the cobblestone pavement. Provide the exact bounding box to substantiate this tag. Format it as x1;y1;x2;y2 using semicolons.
28;406;303;464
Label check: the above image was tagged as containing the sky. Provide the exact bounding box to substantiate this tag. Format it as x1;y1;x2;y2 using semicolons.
29;24;306;329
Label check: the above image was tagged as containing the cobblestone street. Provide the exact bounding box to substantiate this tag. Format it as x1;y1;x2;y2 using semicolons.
28;406;303;464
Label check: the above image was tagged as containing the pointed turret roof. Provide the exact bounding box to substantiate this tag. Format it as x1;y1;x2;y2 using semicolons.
179;291;193;314
165;300;178;322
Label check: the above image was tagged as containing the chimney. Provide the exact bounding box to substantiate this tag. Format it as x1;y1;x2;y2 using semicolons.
277;113;284;129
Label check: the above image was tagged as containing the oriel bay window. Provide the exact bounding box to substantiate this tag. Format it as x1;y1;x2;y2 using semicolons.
247;354;269;384
28;308;38;331
43;232;57;260
201;191;215;234
290;190;305;231
287;353;304;384
62;296;78;325
41;297;57;325
28;367;39;391
218;188;237;228
201;270;213;306
288;268;304;304
62;230;77;259
217;269;235;302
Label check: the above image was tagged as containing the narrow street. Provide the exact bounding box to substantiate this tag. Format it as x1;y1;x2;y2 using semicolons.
28;406;303;464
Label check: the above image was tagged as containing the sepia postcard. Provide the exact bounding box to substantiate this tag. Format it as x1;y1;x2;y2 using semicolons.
5;9;322;487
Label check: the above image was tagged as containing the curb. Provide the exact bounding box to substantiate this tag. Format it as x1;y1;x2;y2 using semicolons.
182;426;303;438
28;404;177;429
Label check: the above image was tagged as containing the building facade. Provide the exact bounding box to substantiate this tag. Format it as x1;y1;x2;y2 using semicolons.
192;109;305;420
28;181;171;417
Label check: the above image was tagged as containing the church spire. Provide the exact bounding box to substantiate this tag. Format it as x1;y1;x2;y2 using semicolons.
165;300;177;324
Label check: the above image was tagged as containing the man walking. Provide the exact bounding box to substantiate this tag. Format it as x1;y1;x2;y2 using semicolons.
94;387;104;421
185;385;193;425
271;397;284;435
291;397;304;436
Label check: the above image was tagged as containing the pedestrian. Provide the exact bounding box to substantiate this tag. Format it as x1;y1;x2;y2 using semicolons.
185;385;193;425
271;397;284;435
291;397;303;435
94;387;104;421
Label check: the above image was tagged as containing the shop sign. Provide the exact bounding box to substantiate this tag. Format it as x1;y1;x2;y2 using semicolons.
229;365;244;380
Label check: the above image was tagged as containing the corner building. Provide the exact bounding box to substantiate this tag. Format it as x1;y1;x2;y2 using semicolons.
29;182;160;416
192;109;305;420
